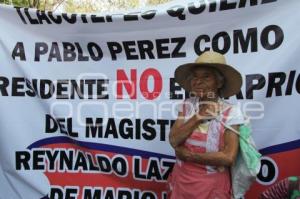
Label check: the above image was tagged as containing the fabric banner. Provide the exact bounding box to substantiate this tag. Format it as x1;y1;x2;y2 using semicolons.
0;0;299;198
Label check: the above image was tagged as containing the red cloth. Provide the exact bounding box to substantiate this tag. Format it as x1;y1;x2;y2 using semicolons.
260;177;300;199
260;178;289;199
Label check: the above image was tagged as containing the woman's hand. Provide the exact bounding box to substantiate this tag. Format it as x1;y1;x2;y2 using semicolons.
175;146;193;161
169;111;203;148
197;102;219;121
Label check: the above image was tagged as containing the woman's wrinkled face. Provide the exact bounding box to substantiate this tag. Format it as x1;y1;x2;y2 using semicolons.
190;67;222;99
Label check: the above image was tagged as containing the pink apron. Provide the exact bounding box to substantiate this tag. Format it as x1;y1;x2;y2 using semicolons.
167;102;232;199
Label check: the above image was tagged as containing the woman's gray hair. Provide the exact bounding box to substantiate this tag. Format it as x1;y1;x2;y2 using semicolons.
213;68;225;87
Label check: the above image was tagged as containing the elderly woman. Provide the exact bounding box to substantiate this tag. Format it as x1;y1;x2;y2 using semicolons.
168;51;245;199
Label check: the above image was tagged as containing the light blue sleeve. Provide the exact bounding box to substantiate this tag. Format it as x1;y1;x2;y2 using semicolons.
225;104;245;126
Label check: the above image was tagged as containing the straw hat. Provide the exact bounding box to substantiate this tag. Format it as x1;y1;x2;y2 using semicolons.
174;51;242;98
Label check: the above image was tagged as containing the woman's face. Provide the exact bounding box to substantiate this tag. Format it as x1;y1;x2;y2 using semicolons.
190;67;221;99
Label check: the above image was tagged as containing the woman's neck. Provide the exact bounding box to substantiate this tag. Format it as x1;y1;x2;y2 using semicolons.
199;96;219;102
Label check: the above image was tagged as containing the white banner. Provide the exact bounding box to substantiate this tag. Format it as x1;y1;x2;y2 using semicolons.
0;0;300;198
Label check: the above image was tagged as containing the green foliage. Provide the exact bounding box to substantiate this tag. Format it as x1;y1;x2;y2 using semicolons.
147;0;171;6
19;0;30;7
11;0;29;7
1;0;55;11
0;0;173;12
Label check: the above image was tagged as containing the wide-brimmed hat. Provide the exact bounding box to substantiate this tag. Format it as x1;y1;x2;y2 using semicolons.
174;51;242;98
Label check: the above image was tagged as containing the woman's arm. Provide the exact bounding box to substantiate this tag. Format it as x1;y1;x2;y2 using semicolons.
176;125;239;167
169;111;201;148
169;103;219;149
